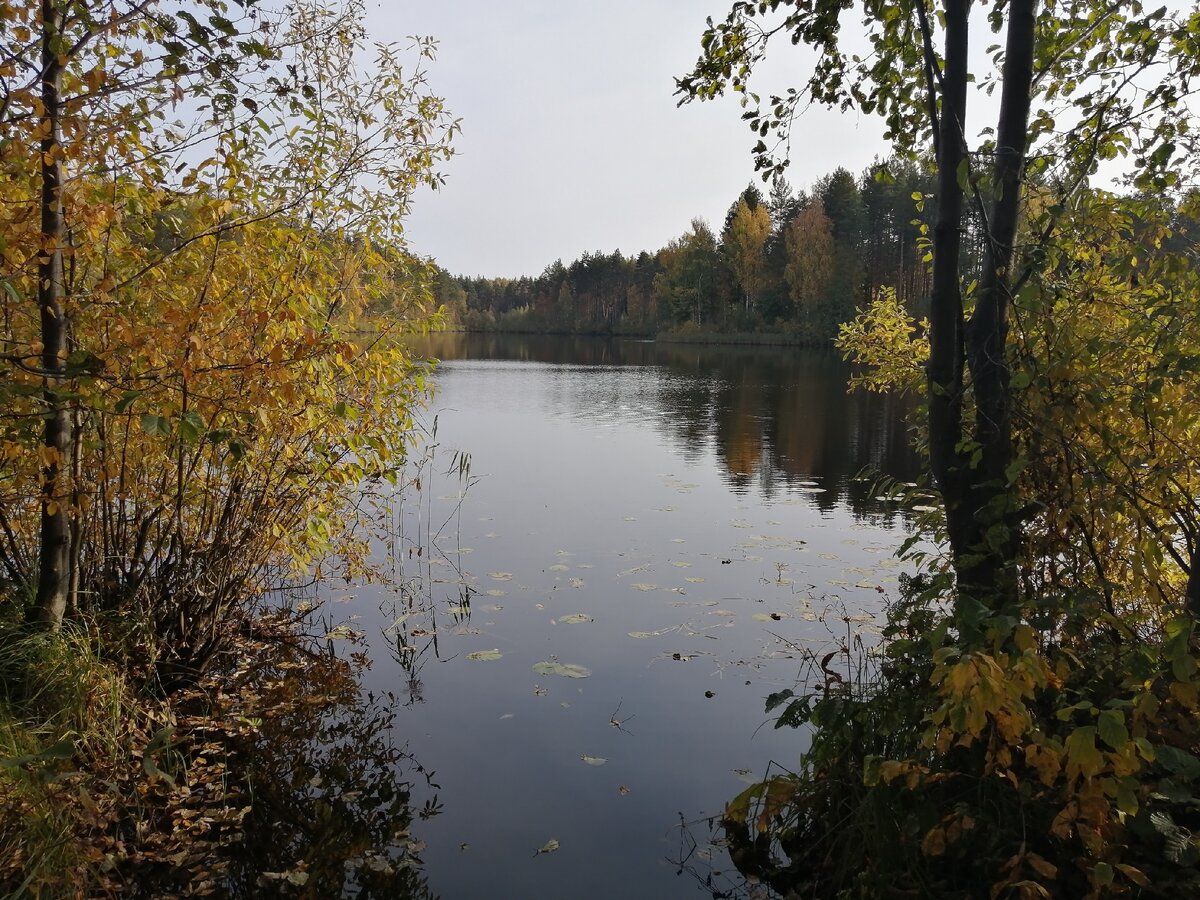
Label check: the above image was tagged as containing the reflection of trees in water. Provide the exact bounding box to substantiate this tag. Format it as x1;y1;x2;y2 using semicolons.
414;334;920;519
219;636;439;899
658;345;919;516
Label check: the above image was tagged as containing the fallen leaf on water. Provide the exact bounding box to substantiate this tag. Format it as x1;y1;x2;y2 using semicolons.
534;839;560;857
557;613;592;625
569;577;586;588
581;756;607;766
533;660;592;679
752;612;787;622
685;577;705;583
631;583;657;592
465;648;502;661
618;784;631;795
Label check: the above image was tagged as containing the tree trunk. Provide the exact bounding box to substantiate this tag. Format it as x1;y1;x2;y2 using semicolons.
927;0;971;576
960;0;1037;611
32;0;71;629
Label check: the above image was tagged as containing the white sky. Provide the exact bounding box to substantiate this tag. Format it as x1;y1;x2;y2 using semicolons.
366;1;892;277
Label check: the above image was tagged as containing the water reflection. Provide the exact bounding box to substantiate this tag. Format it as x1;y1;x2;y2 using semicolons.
410;333;919;517
220;634;439;899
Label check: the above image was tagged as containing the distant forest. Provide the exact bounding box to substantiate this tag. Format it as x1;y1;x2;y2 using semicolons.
433;157;957;343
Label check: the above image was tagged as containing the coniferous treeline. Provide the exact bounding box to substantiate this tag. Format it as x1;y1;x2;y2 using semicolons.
434;157;943;342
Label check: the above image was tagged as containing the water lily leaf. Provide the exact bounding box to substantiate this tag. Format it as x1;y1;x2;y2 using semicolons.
533;660;591;678
534;839;560;857
485;589;507;597
752;612;787;622
488;572;513;581
549;564;569;572
581;756;607;766
685;577;705;583
447;605;470;615
631;583;657;592
569;577;586;588
557;614;592;624
671;561;691;568
466;649;502;661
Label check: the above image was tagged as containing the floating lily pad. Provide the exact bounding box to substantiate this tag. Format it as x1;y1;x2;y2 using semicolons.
569;578;586;589
485;589;507;597
549;564;569;572
631;583;657;592
581;755;607;766
671;561;691;568
447;605;471;615
685;577;705;583
466;648;502;661
557;613;592;625
488;572;513;581
752;612;788;622
533;660;592;679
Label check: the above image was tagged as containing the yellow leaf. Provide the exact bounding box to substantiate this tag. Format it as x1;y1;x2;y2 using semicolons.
920;826;946;857
1025;853;1057;879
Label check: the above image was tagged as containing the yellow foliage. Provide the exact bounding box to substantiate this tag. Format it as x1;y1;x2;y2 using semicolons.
836;287;929;394
0;0;456;669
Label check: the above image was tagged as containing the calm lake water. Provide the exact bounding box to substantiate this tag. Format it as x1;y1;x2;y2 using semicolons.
339;333;921;898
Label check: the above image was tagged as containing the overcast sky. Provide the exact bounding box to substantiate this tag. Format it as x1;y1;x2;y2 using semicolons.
365;1;891;278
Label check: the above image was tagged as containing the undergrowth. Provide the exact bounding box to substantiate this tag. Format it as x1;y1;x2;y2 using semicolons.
0;611;435;898
724;574;1200;899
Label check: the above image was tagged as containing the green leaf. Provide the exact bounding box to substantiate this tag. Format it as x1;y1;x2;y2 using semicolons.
1097;710;1129;750
581;756;607;766
115;391;143;414
178;410;206;443
0;737;76;768
1156;745;1200;781
557;614;592;624
140;414;172;437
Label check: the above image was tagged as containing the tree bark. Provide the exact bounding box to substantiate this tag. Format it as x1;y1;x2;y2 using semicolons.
927;0;971;570
32;0;71;629
961;0;1037;610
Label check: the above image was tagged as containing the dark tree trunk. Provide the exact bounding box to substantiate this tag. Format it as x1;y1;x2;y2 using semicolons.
960;0;1037;611
32;0;71;629
927;0;971;572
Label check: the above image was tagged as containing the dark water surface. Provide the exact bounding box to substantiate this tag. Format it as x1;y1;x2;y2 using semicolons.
340;334;921;898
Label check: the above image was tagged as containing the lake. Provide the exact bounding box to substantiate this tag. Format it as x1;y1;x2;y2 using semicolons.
336;333;921;898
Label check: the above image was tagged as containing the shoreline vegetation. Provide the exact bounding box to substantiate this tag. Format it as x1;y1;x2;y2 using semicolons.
0;0;452;893
433;325;821;348
680;1;1200;898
